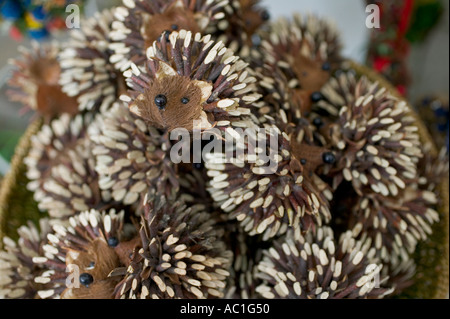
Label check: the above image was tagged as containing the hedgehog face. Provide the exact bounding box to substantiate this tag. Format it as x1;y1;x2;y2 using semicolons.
129;62;213;131
36;84;79;118
292;55;330;92
290;138;330;174
7;43;79;119
60;236;141;299
29;57;61;85
123;30;258;133
141;1;201;49
61;238;120;299
239;0;269;37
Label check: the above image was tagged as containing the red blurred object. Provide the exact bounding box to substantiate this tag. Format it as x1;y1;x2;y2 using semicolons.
366;0;415;97
47;17;66;31
9;25;24;42
396;85;407;96
398;0;414;37
373;56;391;72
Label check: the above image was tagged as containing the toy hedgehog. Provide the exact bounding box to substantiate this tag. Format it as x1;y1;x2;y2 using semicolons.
24;114;114;219
255;226;394;299
109;0;233;71
113;194;232;299
59;9;127;113
120;29;261;132
7;42;79;121
32;209;137;299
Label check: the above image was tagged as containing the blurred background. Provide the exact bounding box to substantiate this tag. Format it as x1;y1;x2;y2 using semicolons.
0;0;449;175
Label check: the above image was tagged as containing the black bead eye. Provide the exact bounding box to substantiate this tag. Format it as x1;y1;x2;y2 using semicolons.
322;152;336;164
193;162;204;170
171;24;179;30
163;30;171;41
79;273;94;287
107;237;119;247
311;92;324;103
322;62;331;71
261;10;270;21
86;261;95;270
251;34;262;46
181;97;190;104
313;117;324;128
300;159;307;165
155;94;167;110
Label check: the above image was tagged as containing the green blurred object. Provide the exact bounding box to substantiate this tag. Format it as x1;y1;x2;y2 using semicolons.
0;130;23;162
406;0;444;43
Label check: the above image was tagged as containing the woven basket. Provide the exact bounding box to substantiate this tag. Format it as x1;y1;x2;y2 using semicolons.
0;62;448;299
0;118;43;243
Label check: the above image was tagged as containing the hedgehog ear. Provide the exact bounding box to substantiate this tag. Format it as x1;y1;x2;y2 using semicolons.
171;0;185;9
192;80;213;102
155;61;177;79
193;111;213;130
66;249;81;264
129;103;143;117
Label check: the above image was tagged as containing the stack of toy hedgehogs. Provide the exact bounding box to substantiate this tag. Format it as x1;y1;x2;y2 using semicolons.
0;0;448;299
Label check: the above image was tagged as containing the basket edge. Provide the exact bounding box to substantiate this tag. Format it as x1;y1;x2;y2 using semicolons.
0;118;42;248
